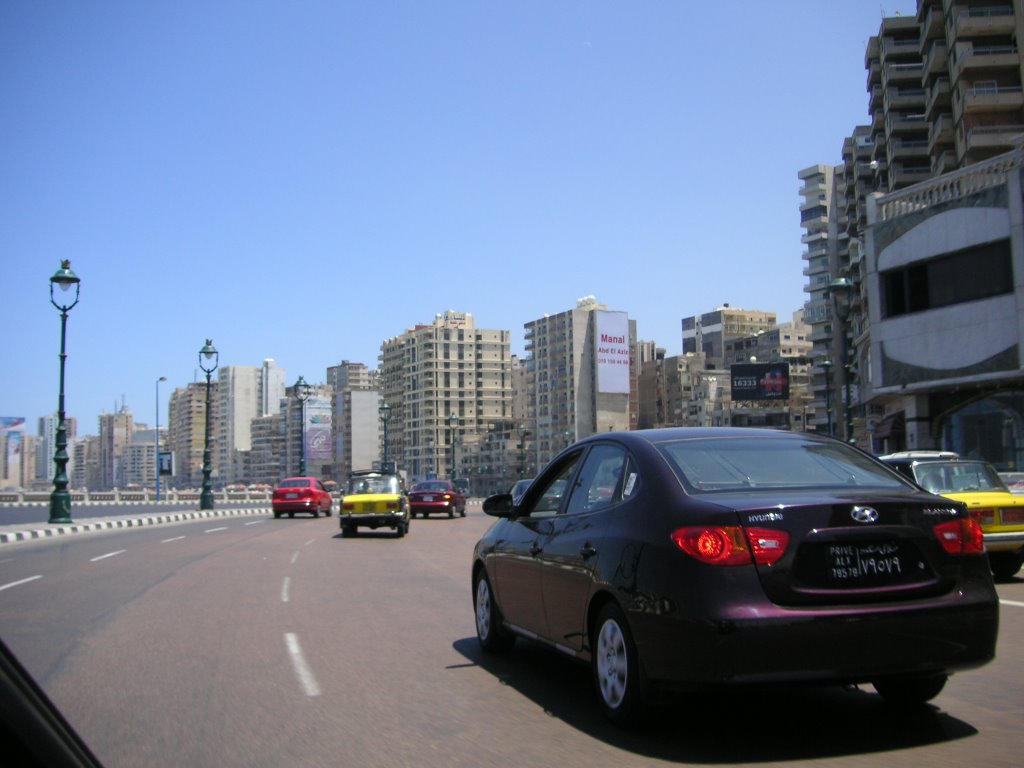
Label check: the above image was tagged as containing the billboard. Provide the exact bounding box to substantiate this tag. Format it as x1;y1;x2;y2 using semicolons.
1;417;26;486
595;311;630;394
730;363;790;401
305;397;333;462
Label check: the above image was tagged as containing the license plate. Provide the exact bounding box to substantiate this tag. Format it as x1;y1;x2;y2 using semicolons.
797;540;925;588
1002;508;1024;524
826;542;908;584
422;495;434;502
286;492;298;499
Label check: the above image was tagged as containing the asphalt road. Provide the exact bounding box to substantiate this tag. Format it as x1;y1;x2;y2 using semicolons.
0;508;1021;768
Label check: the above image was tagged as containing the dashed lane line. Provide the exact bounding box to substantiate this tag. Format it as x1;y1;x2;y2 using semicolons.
0;575;42;592
161;536;186;543
1000;599;1024;608
281;576;291;603
90;550;126;562
284;632;321;697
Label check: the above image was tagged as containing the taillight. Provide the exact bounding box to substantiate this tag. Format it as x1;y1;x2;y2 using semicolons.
969;508;995;525
671;526;789;566
934;519;985;555
386;501;399;510
342;502;355;511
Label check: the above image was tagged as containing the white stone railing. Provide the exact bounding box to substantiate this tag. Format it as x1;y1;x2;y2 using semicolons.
876;148;1024;221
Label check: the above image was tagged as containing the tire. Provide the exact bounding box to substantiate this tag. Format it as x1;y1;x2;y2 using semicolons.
273;512;281;519
989;551;1024;581
288;512;294;519
474;571;515;652
873;673;948;706
341;524;356;538
592;603;647;726
448;508;455;518
395;522;406;538
459;505;466;517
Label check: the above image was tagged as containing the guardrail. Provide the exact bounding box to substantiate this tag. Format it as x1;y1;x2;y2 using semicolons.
0;489;272;505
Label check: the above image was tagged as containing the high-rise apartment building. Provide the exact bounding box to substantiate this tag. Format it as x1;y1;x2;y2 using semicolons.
379;311;513;481
329;361;380;480
681;306;777;362
167;382;217;489
216;365;262;484
524;296;637;468
36;414;76;483
261;358;287;417
98;408;134;490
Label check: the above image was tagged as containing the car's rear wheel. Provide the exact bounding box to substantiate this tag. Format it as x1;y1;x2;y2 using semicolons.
989;551;1024;581
592;603;647;726
448;508;454;518
872;673;948;706
341;524;356;537
474;571;514;652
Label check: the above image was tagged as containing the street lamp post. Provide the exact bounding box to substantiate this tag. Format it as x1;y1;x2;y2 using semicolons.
379;402;391;469
293;376;312;476
447;413;460;480
820;360;833;437
829;277;855;443
155;376;167;502
48;261;81;525
198;339;218;511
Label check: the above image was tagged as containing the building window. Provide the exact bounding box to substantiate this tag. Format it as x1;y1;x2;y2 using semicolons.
881;239;1012;318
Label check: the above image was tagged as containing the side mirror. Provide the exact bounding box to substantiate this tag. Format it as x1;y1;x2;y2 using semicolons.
482;493;514;518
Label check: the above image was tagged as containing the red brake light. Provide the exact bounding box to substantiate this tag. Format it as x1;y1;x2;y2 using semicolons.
934;519;985;555
969;508;995;525
745;528;790;565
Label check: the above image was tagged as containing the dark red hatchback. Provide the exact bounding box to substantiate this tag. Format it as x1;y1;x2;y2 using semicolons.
272;477;333;518
472;428;999;724
409;480;466;518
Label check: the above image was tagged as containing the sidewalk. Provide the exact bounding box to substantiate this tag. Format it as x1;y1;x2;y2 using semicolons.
0;506;271;545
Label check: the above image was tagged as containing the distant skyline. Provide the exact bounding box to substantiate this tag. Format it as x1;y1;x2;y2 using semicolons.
2;1;918;434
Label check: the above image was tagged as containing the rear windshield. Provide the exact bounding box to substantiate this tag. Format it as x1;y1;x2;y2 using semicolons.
413;481;451;492
278;479;310;489
347;476;402;495
658;436;911;493
913;461;1009;494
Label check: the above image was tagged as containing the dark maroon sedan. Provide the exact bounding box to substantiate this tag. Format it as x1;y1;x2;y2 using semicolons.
272;477;333;518
472;428;999;724
409;480;466;518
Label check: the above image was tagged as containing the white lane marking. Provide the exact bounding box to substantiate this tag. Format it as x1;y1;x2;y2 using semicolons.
205;526;229;533
284;633;321;697
0;575;43;592
304;539;314;547
245;520;265;526
90;550;126;562
290;551;300;565
161;536;186;543
1000;599;1024;608
281;577;291;603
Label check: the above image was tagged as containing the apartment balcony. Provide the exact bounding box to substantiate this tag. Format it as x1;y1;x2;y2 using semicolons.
924;39;948;75
962;123;1024;157
882;61;924;89
925;77;951;119
963;83;1024;113
889;137;930;160
918;2;944;43
884;86;926;112
952;44;1020;83
882;35;923;64
933;149;959;175
885;111;928;135
951;6;1017;39
928;113;955;152
871;106;885;132
890;162;932;188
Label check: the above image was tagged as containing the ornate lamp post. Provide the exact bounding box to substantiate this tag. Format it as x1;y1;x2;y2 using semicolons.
155;376;167;501
48;261;80;525
447;413;461;479
820;359;833;437
829;277;855;443
198;339;218;510
379;402;391;469
293;375;312;475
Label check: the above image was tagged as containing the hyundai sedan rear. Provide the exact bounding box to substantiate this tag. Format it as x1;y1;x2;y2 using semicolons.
472;428;999;725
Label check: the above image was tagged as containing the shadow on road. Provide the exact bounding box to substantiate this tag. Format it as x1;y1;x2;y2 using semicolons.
451;636;978;763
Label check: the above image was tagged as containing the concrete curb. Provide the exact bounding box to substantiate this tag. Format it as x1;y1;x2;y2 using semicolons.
0;507;270;545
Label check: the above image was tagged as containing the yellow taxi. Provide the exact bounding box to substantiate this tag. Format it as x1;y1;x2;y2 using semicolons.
338;469;410;538
881;454;1024;580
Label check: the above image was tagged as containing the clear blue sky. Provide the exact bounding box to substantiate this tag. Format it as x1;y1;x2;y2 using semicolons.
2;1;918;435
